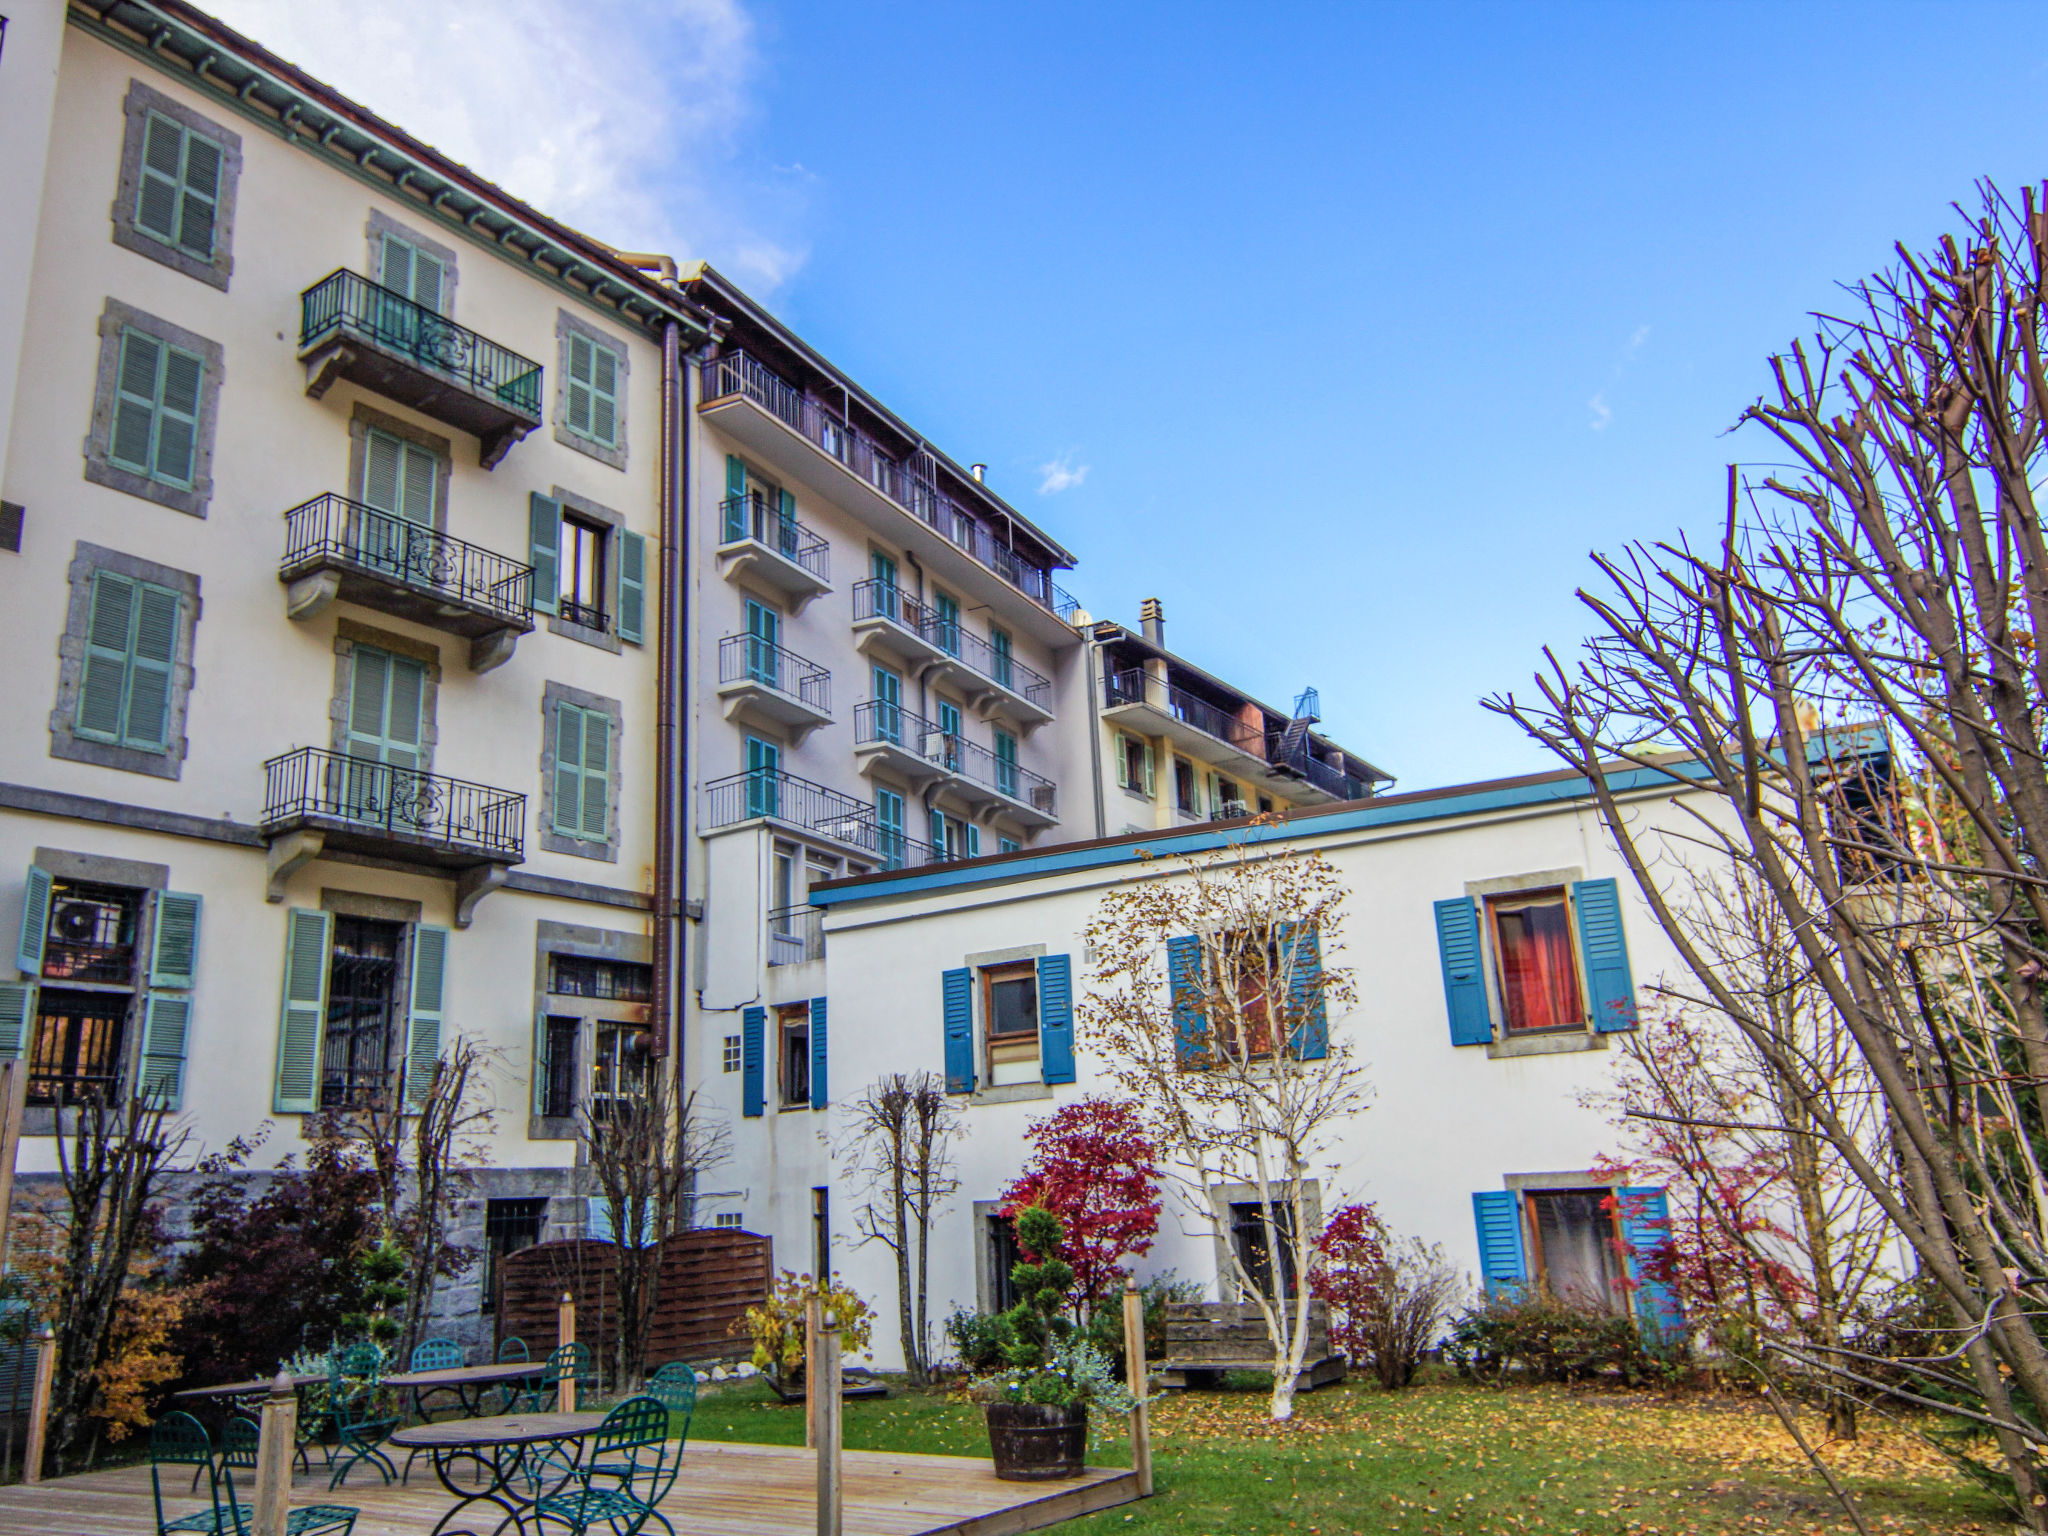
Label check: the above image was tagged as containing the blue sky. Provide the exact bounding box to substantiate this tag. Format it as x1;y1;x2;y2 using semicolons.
220;0;2048;788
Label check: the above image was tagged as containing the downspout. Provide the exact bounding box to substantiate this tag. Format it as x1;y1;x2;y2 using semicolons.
654;317;682;1071
905;551;937;847
1087;636;1108;840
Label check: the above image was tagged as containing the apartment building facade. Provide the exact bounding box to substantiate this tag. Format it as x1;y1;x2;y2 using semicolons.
0;0;714;1342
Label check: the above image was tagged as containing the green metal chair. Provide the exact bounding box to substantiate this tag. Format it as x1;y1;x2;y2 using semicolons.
405;1338;468;1422
219;1418;360;1536
325;1348;400;1490
529;1396;671;1536
644;1362;698;1427
515;1340;596;1414
491;1335;533;1414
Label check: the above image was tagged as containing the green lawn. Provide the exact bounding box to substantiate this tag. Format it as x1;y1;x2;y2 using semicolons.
685;1370;2009;1534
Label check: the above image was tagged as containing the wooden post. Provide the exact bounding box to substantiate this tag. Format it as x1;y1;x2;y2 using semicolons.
22;1325;54;1485
1122;1277;1153;1496
815;1308;842;1536
254;1370;298;1536
0;1062;25;1279
557;1292;577;1413
803;1293;821;1450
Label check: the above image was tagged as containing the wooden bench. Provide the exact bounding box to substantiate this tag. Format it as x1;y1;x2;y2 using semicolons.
1157;1301;1348;1391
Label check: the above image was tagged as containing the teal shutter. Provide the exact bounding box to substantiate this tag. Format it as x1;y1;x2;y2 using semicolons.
17;867;52;978
942;967;975;1093
274;908;332;1113
741;1005;765;1117
1285;924;1328;1061
566;335;619;445
809;996;828;1110
109;331;162;474
1168;934;1206;1068
149;891;202;989
138;993;192;1110
152;346;203;487
579;710;610;842
135;113;188;245
776;489;797;557
723;455;747;541
528;492;561;615
965;824;980;858
109;330;201;487
1472;1191;1527;1294
404;925;449;1111
0;984;32;1062
77;571;137;743
1434;897;1493;1046
1619;1187;1684;1341
554;702;586;835
991;629;1014;691
1572;878;1638;1032
616;531;646;644
1037;954;1075;1085
123;584;180;751
929;808;947;856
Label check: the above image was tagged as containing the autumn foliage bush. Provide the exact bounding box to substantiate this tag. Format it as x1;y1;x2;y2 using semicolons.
1000;1097;1161;1313
1309;1203;1461;1389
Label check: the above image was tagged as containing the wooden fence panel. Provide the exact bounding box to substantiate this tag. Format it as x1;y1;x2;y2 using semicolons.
498;1228;772;1372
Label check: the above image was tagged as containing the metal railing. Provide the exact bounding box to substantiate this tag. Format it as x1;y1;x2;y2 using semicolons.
1281;750;1371;801
702;768;880;851
767;904;825;967
955;734;1057;815
852;578;932;634
930;620;1052;710
263;746;525;860
719;493;831;582
702;350;1077;620
281;494;534;625
852;703;1056;815
718;633;831;714
1105;668;1267;757
300;269;544;417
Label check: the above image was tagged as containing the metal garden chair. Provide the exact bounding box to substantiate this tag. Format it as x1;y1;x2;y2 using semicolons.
496;1336;530;1363
150;1411;359;1536
219;1417;360;1536
644;1362;698;1426
405;1337;468;1421
491;1335;531;1413
515;1340;596;1414
326;1346;400;1490
529;1396;671;1536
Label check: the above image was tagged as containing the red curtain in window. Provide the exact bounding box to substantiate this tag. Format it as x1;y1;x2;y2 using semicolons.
1497;901;1583;1032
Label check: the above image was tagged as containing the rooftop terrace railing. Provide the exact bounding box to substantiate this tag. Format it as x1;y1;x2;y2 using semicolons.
1105;668;1267;758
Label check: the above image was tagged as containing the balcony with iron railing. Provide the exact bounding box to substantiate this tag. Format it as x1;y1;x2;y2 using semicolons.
1104;668;1270;770
1276;748;1374;803
851;702;1057;826
280;494;534;671
299;270;543;468
851;579;948;671
700;350;1079;625
921;617;1054;727
702;768;882;856
716;633;832;740
716;491;832;609
767;904;825;967
261;747;525;888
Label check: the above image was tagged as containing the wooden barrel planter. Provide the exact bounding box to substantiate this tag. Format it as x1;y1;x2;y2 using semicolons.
984;1402;1088;1481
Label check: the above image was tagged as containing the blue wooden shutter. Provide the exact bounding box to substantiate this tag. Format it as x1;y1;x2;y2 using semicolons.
139;993;192;1110
149;891;202;989
274;908;331;1113
741;1005;765;1117
942;967;975;1093
16;867;52;978
1472;1191;1527;1294
1434;897;1492;1046
1037;954;1075;1085
724;456;747;542
0;983;31;1062
1168;934;1206;1068
404;925;449;1111
1284;924;1328;1061
809;996;828;1109
1572;879;1638;1032
1619;1186;1684;1341
528;493;560;615
616;530;646;644
588;1197;616;1244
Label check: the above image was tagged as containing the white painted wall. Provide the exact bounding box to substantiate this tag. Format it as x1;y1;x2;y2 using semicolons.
0;1;66;493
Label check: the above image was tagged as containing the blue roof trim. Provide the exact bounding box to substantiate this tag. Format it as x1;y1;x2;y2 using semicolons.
812;759;1704;909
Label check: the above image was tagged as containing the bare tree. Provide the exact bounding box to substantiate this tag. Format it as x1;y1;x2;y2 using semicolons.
841;1072;959;1385
1081;828;1366;1422
583;1076;730;1390
1489;181;2048;1525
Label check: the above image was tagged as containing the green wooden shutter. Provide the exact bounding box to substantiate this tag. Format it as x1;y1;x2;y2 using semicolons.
528;493;561;615
1472;1191;1527;1294
1572;878;1638;1032
809;996;828;1110
590;343;619;446
400;442;436;526
122;584;180;751
1169;934;1206;1068
17;867;53;978
723;456;747;541
381;232;414;297
567;334;595;437
0;984;32;1062
554;702;586;835
616;531;646;644
363;429;403;514
579;711;610;842
174;130;221;257
109;331;162;473
1037;954;1075;1085
149;891;202;989
1142;744;1156;797
138;993;192;1110
410;248;444;314
942;967;975;1093
135;113;185;244
741;1005;765;1117
1285;924;1328;1061
274;908;331;1113
153;346;203;487
1434;897;1493;1046
404;924;449;1111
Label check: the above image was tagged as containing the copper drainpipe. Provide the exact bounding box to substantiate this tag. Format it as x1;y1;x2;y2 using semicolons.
653;316;682;1067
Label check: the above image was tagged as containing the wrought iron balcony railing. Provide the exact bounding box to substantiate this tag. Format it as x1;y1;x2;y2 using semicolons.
263;746;525;862
702;350;1078;620
767;904;825;967
703;768;880;850
719;493;831;581
923;615;1052;710
281;494;534;628
300;269;544;419
1280;749;1372;801
718;633;831;713
852;703;1056;816
1105;668;1268;758
852;578;932;634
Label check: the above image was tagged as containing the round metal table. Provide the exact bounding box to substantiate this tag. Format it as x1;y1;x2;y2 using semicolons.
387;1410;604;1536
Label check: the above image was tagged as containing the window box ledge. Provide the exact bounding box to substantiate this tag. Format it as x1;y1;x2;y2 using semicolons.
1485;1030;1606;1060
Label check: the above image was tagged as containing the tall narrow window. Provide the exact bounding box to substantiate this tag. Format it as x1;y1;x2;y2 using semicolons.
1490;890;1584;1033
932;592;961;656
1174;757;1197;813
745;737;781;818
28;991;128;1107
482;1198;547;1314
870;551;900;621
778;1004;811;1107
991;628;1014;691
559;517;608;631
876;789;906;868
75;572;181;753
552;701;611;844
1230;1201;1299;1301
981;961;1040;1086
746;600;782;688
566;333;622;448
994;729;1020;800
108;329;204;489
321;916;403;1109
872;666;903;744
591;1022;648;1122
542;1016;579;1119
1526;1189;1625;1311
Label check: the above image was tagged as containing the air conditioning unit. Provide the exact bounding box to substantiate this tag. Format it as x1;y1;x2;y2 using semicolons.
51;897;113;945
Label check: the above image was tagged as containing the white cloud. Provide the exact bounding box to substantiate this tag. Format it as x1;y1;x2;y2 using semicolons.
1587;392;1613;431
204;0;805;292
1038;456;1089;495
1587;325;1649;432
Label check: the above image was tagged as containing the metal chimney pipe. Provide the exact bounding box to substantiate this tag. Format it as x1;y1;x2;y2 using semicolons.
1140;596;1165;647
969;463;986;483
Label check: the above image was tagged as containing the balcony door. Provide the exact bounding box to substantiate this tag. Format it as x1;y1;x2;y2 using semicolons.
375;232;450;365
340;645;427;827
746;600;782;689
746;736;781;819
357;428;438;585
872;666;903;744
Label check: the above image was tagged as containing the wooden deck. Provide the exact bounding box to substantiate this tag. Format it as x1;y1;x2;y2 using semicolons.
0;1438;1143;1535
